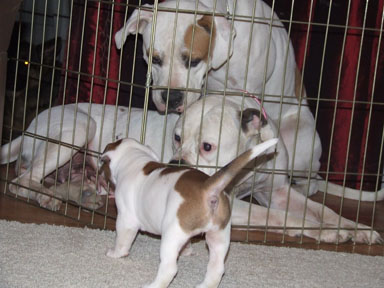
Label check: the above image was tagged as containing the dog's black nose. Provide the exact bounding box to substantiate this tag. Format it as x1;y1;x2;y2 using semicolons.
161;89;183;108
169;159;188;166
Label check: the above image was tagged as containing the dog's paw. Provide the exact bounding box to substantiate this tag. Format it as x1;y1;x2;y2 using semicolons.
36;194;62;211
196;282;219;288
8;182;30;198
352;228;383;244
316;229;351;243
106;248;127;259
142;283;158;288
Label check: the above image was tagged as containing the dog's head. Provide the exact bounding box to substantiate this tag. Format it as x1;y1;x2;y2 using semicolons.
170;96;276;177
115;1;236;113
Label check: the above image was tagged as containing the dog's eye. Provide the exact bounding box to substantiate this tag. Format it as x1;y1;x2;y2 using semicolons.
174;134;181;143
182;55;201;68
190;58;201;67
203;142;212;152
152;55;163;66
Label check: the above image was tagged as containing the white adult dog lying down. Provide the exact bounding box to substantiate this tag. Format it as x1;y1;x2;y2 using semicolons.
170;95;383;244
0;104;178;210
101;137;278;288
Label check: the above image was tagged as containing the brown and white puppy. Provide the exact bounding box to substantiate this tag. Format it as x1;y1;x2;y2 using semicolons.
100;137;278;288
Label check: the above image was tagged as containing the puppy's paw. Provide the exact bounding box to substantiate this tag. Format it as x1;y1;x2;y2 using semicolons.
142;283;157;288
106;248;127;259
196;282;215;288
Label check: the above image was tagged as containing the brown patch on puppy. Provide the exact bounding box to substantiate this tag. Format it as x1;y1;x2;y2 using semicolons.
176;170;230;233
99;139;123;189
143;161;167;175
103;139;123;154
183;15;216;62
99;155;115;190
160;166;190;176
143;162;190;176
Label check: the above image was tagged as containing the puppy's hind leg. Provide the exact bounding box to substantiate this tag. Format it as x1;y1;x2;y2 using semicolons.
144;225;190;288
107;212;139;258
196;223;231;288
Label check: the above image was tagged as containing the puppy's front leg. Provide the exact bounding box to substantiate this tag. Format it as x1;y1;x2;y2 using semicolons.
144;226;190;288
107;213;139;258
196;224;231;288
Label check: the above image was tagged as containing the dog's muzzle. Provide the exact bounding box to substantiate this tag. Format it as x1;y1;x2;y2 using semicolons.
161;89;184;110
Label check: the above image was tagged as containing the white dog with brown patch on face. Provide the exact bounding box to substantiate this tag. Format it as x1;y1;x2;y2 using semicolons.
115;0;323;198
100;137;278;288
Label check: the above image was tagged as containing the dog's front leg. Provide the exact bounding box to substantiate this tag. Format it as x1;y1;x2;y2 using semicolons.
144;226;190;288
107;213;139;258
196;224;230;288
231;198;348;241
269;185;383;244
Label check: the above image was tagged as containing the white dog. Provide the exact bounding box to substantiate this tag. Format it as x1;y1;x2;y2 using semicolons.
101;137;278;288
115;0;323;196
171;95;383;244
116;1;384;200
0;103;178;210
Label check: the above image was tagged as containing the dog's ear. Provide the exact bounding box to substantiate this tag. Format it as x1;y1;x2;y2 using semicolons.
99;155;115;186
240;108;268;137
199;14;235;69
115;4;153;49
240;108;276;141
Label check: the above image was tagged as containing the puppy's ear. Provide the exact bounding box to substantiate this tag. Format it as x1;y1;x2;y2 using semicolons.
199;14;235;69
115;4;153;49
240;108;271;138
99;155;113;184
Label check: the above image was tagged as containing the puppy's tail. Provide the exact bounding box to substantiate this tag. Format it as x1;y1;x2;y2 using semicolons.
0;136;23;164
204;138;278;203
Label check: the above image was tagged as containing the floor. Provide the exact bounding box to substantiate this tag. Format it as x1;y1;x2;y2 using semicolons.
1;163;383;256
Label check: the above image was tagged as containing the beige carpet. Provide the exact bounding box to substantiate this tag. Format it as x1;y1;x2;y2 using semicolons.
0;220;383;288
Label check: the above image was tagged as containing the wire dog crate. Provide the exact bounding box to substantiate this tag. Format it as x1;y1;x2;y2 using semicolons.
0;0;383;253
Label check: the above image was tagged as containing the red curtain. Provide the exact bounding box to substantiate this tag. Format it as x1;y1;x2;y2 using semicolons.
61;0;384;191
272;0;384;191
